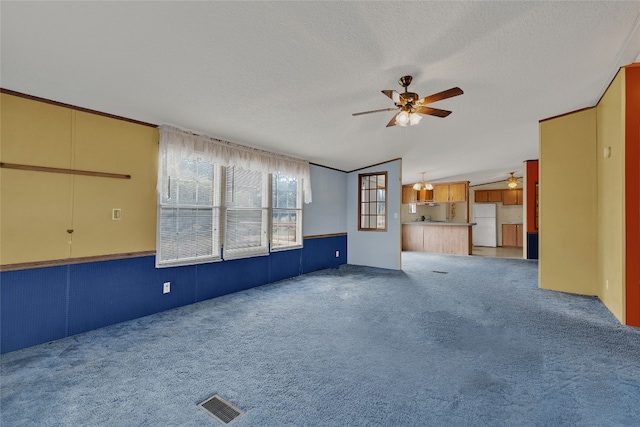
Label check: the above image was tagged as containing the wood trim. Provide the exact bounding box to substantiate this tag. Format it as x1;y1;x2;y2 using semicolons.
0;162;131;179
348;158;402;173
357;171;388;232
303;232;347;239
469;178;520;188
539;106;595;123
0;251;156;272
0;88;157;128
309;162;348;173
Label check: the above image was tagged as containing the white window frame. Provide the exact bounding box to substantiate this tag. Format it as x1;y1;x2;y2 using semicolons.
271;172;303;251
223;166;270;260
156;158;222;268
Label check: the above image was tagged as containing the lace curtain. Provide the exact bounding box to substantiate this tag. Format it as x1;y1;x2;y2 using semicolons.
157;125;312;203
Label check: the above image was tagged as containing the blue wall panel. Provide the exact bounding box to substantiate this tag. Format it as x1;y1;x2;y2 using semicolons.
1;235;347;354
269;249;303;283
527;233;539;260
195;256;271;302
67;257;197;335
1;266;68;353
302;235;347;273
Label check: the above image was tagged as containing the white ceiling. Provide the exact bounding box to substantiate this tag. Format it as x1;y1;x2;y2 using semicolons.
2;1;640;186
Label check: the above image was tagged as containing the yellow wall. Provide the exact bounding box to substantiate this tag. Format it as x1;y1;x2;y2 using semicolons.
1;93;158;265
539;108;598;295
596;70;626;322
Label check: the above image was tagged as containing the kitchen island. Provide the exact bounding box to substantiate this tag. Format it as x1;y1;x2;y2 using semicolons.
402;222;476;255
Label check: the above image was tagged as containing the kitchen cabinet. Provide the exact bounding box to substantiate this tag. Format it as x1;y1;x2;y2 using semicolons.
402;223;473;255
488;190;503;202
402;185;417;204
474;190;502;203
402;185;434;204
502;188;523;205
402;225;424;251
433;185;449;203
502;223;523;247
433;181;468;203
417;188;434;203
475;190;488;203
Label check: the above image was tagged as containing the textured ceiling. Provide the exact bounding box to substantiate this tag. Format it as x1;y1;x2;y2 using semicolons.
2;1;640;186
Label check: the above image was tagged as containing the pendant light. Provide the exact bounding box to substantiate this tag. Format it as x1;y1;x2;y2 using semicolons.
413;172;433;191
507;172;519;189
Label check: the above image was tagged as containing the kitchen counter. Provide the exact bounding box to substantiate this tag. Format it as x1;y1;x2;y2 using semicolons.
402;222;474;255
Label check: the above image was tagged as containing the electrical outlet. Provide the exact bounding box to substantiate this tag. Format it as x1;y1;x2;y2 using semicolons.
335;250;340;258
163;282;171;294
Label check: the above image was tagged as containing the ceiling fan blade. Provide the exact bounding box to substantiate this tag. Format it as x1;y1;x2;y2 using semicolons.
386;112;400;127
415;106;452;118
416;87;464;106
381;90;401;104
352;107;399;116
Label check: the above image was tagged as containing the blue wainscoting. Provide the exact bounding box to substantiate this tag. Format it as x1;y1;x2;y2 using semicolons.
0;234;347;354
526;233;539;260
0;266;69;352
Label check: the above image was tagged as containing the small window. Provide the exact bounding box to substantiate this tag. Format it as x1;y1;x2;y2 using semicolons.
272;173;303;250
358;172;387;231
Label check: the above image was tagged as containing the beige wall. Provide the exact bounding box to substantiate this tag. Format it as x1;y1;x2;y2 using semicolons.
539;108;598;295
596;70;626;322
1;93;158;265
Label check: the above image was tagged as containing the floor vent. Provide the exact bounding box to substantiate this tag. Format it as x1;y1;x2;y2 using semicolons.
432;270;449;274
198;394;244;424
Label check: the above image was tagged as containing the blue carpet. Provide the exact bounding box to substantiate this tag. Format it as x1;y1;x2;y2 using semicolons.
2;252;639;426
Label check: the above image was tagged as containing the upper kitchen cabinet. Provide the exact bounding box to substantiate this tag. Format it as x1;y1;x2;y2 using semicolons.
417;188;434;203
402;185;434;204
433;181;469;203
475;189;503;203
502;188;523;205
402;185;417;204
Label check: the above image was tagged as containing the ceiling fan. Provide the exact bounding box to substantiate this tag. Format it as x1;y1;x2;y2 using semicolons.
353;75;463;127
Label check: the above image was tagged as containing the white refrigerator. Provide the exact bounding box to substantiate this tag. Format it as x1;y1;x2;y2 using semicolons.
473;203;497;247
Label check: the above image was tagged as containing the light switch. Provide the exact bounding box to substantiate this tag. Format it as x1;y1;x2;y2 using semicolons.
112;208;122;220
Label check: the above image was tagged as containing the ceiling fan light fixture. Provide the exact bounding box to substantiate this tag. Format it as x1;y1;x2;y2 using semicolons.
506;172;519;189
352;76;463;128
413;182;422;190
396;110;410;125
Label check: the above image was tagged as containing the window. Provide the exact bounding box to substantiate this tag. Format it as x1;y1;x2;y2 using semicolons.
272;173;302;250
157;158;222;267
223;167;269;260
157;125;311;268
358;172;387;231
